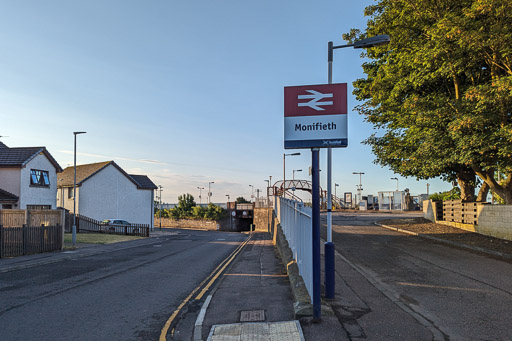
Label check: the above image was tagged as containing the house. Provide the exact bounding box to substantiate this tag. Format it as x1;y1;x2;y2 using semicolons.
0;141;63;209
57;161;157;226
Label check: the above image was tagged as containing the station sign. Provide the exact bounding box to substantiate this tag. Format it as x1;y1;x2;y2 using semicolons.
284;83;348;149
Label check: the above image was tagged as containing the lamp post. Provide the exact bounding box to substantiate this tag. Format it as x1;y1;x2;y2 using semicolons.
197;186;205;205
353;172;365;204
283;152;300;198
293;169;302;181
208;181;214;204
334;183;339;199
226;194;230;201
391;177;399;191
72;131;86;247
426;183;430;196
249;184;254;202
158;185;163;230
321;35;390;306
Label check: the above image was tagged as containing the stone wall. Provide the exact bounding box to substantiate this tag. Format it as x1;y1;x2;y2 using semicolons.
154;218;219;230
253;208;272;232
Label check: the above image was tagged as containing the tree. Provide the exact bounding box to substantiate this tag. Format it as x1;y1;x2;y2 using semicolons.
349;0;512;202
235;197;250;204
174;193;196;218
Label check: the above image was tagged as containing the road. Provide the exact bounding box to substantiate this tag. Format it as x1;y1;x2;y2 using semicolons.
322;211;512;341
0;229;248;341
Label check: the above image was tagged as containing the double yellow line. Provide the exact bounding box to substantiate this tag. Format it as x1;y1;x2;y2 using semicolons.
159;234;253;341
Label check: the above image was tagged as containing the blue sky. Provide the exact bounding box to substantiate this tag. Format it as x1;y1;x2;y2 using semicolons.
0;0;452;203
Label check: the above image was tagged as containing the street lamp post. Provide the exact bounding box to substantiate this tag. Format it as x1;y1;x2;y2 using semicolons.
283;152;300;198
208;181;214;204
249;184;254;202
353;172;365;203
158;185;163;230
319;35;390;306
226;194;230;201
292;169;302;181
197;186;205;205
391;177;399;191
72;131;86;247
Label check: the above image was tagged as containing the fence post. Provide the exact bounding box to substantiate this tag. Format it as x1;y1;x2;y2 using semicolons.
23;224;27;255
40;224;45;253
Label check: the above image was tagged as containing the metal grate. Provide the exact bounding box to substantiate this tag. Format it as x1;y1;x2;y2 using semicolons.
240;310;265;322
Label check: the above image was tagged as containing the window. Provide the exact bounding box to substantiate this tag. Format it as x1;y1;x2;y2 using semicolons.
26;205;51;210
2;204;13;209
68;188;74;199
30;169;50;187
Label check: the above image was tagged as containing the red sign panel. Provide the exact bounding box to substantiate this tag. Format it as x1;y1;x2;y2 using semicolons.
284;83;347;117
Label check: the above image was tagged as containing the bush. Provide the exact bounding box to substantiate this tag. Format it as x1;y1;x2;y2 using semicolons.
429;187;461;201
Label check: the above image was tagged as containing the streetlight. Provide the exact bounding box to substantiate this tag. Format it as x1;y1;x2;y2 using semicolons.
353;172;365;203
208;182;214;204
292;169;302;181
391;177;399;191
158;185;163;230
322;35;390;307
334;183;339;198
197;187;205;204
72;131;86;247
283;152;300;198
226;194;230;201
249;184;254;202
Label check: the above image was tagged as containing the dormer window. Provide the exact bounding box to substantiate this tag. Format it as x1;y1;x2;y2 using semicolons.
30;169;50;187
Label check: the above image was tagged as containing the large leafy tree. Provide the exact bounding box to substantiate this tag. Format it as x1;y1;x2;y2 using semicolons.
350;0;512;202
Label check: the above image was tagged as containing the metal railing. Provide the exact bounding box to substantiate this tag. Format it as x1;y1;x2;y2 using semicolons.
274;196;312;301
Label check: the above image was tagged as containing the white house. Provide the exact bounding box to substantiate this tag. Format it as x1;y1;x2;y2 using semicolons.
0;141;63;209
57;161;156;226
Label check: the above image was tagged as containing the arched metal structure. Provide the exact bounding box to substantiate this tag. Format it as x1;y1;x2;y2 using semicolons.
270;180;346;208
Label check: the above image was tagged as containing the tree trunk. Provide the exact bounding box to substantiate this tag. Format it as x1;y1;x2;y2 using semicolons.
457;169;476;202
476;181;490;202
472;167;512;204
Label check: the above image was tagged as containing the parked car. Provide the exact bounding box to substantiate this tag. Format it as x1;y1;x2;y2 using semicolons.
101;219;131;226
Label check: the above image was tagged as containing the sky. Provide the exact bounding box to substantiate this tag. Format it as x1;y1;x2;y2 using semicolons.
0;0;453;204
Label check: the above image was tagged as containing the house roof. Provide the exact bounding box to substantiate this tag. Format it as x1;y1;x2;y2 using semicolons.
129;174;158;190
0;146;63;172
0;188;18;202
58;161;155;190
0;141;8;149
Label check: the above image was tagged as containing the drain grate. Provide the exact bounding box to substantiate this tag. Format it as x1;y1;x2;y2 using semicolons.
240;309;265;322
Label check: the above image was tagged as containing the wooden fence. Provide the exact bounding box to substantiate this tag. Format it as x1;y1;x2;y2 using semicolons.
0;209;65;228
77;215;149;237
442;200;482;225
0;224;63;258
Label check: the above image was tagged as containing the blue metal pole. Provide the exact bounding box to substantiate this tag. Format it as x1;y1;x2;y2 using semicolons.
311;147;321;321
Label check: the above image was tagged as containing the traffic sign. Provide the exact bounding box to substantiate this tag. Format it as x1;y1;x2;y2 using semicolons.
284;83;348;149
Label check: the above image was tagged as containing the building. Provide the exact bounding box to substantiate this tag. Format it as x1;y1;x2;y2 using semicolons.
57;161;156;226
0;141;62;209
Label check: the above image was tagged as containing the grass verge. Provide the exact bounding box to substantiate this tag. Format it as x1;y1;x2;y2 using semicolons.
64;232;144;245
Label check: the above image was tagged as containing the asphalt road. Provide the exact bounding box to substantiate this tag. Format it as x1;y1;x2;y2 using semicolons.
322;211;512;341
0;229;247;341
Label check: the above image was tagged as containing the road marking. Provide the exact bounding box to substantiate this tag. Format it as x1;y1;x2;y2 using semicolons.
159;235;252;341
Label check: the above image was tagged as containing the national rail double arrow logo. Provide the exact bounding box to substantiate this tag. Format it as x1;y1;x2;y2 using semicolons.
297;90;334;111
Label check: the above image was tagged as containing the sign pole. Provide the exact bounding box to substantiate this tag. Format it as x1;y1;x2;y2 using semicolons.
311;147;321;321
